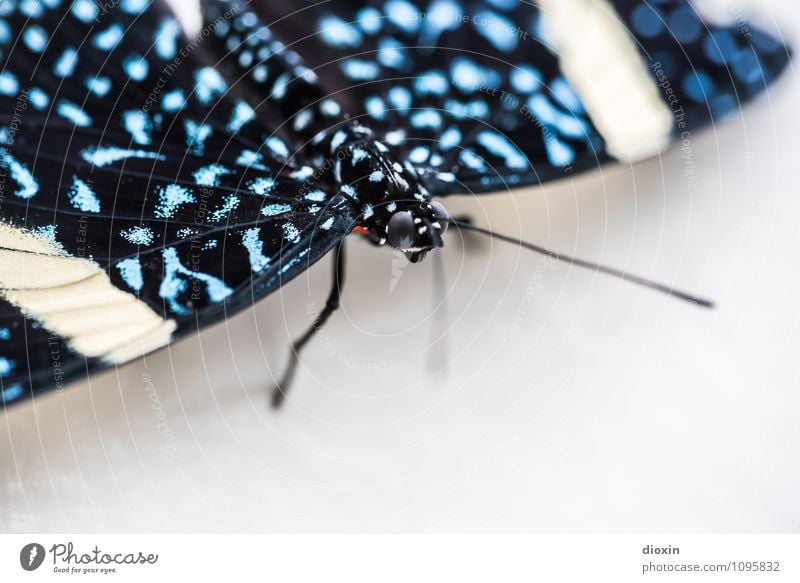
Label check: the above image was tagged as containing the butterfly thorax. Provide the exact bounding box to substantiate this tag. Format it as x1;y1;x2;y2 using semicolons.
312;123;450;263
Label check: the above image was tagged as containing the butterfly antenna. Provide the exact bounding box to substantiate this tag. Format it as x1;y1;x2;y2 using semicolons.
270;241;347;408
450;221;713;309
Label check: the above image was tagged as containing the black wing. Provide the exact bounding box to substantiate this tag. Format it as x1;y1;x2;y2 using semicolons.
200;0;790;194
0;0;356;406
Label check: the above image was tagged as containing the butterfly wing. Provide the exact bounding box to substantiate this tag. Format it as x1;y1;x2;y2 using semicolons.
0;0;356;406
201;0;790;195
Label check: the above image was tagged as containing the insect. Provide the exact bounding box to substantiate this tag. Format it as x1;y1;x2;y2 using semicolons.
0;0;789;408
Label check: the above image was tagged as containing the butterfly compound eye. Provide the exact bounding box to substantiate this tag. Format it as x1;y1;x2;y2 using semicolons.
430;201;449;233
387;211;416;249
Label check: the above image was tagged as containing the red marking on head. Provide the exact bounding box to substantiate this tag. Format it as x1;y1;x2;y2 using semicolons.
352;226;370;236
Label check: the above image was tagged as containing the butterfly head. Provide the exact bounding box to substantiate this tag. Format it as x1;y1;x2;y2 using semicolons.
338;139;450;263
383;200;450;263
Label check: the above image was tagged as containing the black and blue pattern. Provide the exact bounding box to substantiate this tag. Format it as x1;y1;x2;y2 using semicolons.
206;0;606;191
206;0;789;191
0;0;359;404
618;0;789;118
0;0;790;407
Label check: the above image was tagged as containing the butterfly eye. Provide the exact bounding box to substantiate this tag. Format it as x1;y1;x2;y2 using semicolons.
387;211;416;249
430;201;449;233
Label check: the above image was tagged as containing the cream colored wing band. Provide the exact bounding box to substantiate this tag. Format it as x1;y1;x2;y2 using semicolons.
0;222;176;364
537;0;674;163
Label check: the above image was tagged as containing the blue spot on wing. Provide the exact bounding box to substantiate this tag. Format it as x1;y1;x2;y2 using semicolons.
72;0;98;22
227;100;256;132
0;71;17;95
184;119;212;155
0;151;39;198
543;135;575;167
1;383;23;403
154;184;196;219
377;36;408;69
473;10;518;52
248;177;276;195
236;149;268;170
194;67;227;104
121;0;149;14
261;203;292;217
410;109;443;129
57;100;92;126
86;75;112;96
241;228;270;272
23;25;47;52
0;356;15;376
341;59;380;80
81;147;165;167
122;110;153;145
419;0;461;47
123;53;149;81
355;7;382;35
93;24;124;51
161;89;186;112
160;247;232;315
68;177;101;213
117;257;144;291
28;88;50;109
365;96;387;120
319;15;363;48
155;18;180;59
388;87;412;112
209;194;240;222
631;4;664;38
54;47;78;77
510;66;541;94
385;0;420;33
450;57;500;92
414;70;448;96
265;136;290;158
194;164;233;187
121;226;155;246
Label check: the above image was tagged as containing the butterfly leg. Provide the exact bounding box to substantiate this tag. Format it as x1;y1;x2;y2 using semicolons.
427;251;450;378
270;240;347;408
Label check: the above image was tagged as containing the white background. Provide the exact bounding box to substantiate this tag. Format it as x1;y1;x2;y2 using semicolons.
2;0;800;532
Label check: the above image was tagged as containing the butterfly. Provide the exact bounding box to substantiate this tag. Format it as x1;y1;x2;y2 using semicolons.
0;0;789;408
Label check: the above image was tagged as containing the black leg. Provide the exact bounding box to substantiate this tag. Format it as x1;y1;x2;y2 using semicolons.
271;241;347;408
427;250;450;375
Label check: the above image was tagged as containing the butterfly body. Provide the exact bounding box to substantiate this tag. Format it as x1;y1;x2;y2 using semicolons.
307;122;450;262
0;0;789;407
